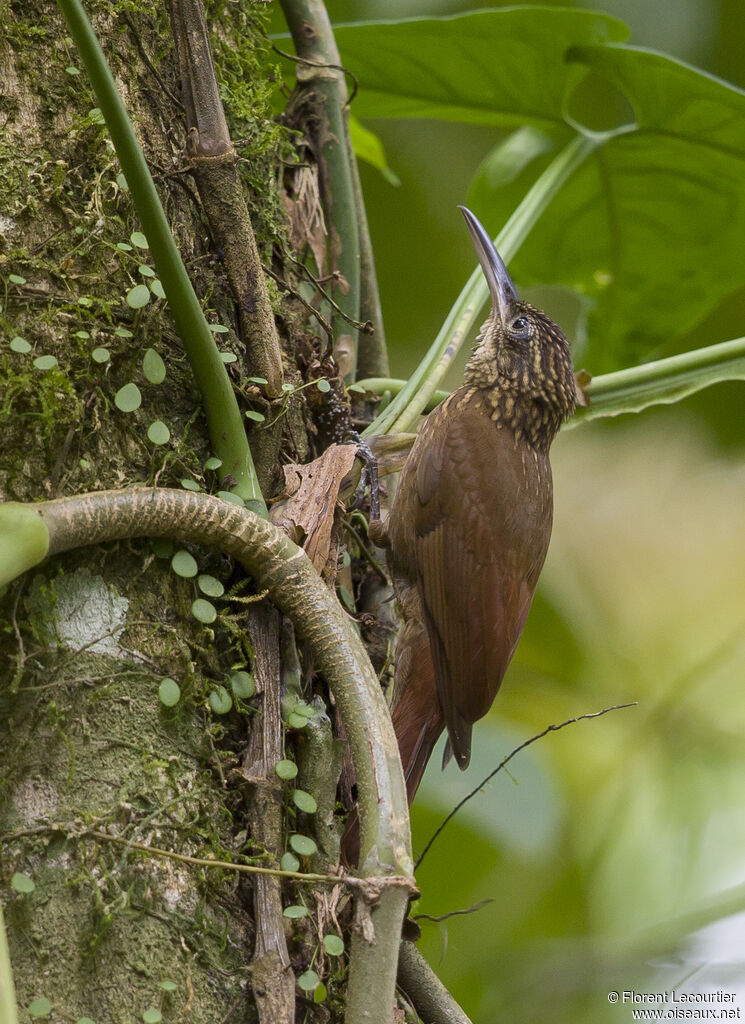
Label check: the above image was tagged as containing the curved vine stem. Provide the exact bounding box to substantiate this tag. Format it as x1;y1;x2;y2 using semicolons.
0;489;412;1024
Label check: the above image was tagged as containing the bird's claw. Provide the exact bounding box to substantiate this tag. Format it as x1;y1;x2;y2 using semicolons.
346;433;380;521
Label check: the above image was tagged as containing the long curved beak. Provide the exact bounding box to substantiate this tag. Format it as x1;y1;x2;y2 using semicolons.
458;206;519;324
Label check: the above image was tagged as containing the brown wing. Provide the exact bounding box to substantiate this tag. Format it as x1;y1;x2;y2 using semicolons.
411;390;553;768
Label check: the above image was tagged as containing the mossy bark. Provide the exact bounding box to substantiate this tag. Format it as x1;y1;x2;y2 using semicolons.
0;3;297;1021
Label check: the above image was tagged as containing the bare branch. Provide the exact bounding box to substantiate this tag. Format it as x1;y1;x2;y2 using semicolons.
415;703;638;869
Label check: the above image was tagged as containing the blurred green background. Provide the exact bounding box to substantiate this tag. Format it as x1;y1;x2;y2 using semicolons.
272;2;745;1020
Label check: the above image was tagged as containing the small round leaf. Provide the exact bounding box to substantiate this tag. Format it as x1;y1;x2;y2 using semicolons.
28;998;52;1018
75;330;90;339
76;1018;96;1024
230;670;254;698
142;1010;162;1024
115;326;133;337
316;378;331;393
191;598;216;624
244;410;265;423
209;686;232;715
323;933;345;956
208;323;229;333
283;904;308;919
198;574;224;598
33;355;58;371
9;273;27;285
150;279;165;299
11;872;35;893
292;702;315;720
126;284;150;309
10;336;31;353
159;980;178;993
216;490;244;506
171;549;198;578
292;789;317;814
180;478;201;492
116;173;128;190
298;969;320;992
275;759;298;781
289;834;317;857
220;351;237;363
287;712;308;729
313;983;328;1004
147;420;170;445
117;242;133;251
204;456;222;470
142;348;166;383
114;382;142;412
280;852;300;872
158;678;181;707
65;65;80;75
91;347;110;363
138;264;155;278
130;231;149;249
247;376;268;385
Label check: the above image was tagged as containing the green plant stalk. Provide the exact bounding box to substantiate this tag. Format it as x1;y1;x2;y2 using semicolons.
398;941;472;1024
0;900;19;1024
351;132;389;379
0;488;413;1024
363;133;599;438
571;335;745;424
281;0;361;381
356;377;448;411
57;0;264;510
358;334;745;427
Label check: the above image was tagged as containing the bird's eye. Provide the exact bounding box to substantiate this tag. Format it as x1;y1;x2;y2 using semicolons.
509;316;530;336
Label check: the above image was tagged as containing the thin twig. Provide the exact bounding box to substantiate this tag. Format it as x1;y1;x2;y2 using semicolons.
271;45;359;105
9;580;26;689
261;262;334;336
0;824;416;895
342;517;388;582
414;898;493;923
283;250;375;333
415;703;638;869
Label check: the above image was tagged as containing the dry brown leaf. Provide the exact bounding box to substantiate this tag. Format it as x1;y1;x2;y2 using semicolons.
271;444;357;578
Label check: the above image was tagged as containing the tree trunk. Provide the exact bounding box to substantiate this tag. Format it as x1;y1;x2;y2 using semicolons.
0;3;313;1020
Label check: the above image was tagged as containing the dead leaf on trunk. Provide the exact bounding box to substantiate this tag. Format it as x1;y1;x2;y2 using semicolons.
271;443;357;579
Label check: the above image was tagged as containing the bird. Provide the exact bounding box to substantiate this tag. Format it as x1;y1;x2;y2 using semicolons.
382;206;580;804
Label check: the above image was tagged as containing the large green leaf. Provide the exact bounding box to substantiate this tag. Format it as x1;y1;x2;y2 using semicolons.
336;11;745;373
470;45;745;372
334;8;628;128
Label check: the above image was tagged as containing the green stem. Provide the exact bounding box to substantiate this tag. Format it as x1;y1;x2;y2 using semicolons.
359;333;745;428
0;900;19;1024
351;138;389;379
572;335;745;424
398;942;473;1024
363;133;599;438
280;0;361;381
356;377;448;411
57;0;264;510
